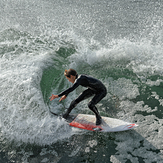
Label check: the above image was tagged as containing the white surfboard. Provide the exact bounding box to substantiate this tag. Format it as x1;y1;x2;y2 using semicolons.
67;114;138;132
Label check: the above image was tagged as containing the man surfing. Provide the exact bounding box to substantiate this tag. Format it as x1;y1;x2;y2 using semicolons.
49;69;107;125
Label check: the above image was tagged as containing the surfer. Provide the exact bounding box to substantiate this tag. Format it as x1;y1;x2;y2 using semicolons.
49;69;107;125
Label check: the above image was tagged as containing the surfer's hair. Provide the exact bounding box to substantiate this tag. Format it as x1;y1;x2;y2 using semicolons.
64;69;77;78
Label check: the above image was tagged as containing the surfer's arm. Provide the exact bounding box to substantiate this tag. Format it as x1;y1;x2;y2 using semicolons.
58;80;80;97
49;79;80;101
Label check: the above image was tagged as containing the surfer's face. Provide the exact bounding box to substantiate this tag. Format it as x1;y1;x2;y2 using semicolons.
66;75;76;83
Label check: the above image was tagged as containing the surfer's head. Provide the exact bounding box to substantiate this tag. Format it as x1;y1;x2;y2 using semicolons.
64;69;77;77
64;69;77;83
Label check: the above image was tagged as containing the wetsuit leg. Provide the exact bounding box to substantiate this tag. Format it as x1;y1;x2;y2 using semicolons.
90;89;107;105
62;89;95;119
88;89;107;125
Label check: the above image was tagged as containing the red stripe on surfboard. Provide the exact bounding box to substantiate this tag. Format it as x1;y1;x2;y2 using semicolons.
69;121;103;131
123;123;138;130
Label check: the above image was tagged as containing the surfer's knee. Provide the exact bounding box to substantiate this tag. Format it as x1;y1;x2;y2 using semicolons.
88;101;95;110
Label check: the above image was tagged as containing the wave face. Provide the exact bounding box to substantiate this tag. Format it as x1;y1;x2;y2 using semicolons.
0;0;163;162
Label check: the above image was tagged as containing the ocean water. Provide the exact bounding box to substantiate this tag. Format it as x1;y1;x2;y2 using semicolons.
0;0;163;162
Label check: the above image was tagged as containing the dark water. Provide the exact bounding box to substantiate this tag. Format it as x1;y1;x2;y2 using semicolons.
0;0;163;162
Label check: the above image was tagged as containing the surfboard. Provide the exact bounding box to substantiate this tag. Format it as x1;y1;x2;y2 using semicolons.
65;114;138;132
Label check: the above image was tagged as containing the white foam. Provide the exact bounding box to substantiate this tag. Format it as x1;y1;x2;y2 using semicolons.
68;37;163;79
0;37;78;145
105;77;140;100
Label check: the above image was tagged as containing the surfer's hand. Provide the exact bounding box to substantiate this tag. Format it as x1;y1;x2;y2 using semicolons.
49;94;59;101
59;95;67;102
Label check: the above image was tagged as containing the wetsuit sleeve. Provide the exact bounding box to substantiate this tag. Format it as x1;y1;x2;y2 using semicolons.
58;80;80;97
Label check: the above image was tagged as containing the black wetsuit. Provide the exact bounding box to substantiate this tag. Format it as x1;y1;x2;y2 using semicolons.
58;74;107;104
58;75;107;124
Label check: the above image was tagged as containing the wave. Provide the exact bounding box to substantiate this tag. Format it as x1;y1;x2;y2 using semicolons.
0;28;163;147
0;28;77;145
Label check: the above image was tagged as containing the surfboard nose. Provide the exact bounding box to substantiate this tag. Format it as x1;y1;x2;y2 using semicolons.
124;124;138;130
